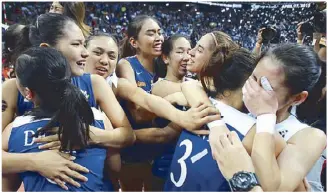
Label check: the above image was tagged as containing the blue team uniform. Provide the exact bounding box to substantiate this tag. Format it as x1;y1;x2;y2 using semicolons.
120;56;155;163
8;108;111;192
151;102;185;181
17;74;97;116
164;98;255;191
14;73;114;191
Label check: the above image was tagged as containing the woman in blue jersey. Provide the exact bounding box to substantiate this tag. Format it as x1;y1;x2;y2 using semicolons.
2;46;116;191
2;16;220;191
165;46;258;191
117;15;177;191
2;13;135;191
150;34;192;190
81;31;220;191
178;42;326;191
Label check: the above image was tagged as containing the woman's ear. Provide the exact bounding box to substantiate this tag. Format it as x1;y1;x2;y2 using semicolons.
292;91;309;106
129;37;138;49
162;55;169;65
24;87;34;101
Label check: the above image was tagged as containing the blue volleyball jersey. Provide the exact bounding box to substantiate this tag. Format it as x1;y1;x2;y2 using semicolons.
16;74;97;116
126;56;154;94
8;107;112;192
164;98;256;191
152;104;186;179
119;56;155;163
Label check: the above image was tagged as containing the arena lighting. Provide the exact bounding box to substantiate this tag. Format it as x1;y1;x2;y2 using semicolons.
186;4;189;7
178;9;181;11
195;8;197;11
166;3;169;6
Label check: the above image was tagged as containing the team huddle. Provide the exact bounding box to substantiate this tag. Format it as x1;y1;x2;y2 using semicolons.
2;2;327;192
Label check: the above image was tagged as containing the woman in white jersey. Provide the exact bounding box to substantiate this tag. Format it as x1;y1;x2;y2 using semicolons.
181;43;326;191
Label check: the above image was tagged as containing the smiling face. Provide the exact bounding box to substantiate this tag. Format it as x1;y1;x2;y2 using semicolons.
166;37;191;78
187;33;215;73
85;36;118;78
55;21;89;76
133;19;164;57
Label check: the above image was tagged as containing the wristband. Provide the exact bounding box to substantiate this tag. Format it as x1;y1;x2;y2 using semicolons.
207;120;225;131
256;114;276;134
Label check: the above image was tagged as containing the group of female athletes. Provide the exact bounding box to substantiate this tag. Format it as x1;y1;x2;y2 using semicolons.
2;2;327;192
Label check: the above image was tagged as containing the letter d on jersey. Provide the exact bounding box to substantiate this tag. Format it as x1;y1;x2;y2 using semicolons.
24;130;36;146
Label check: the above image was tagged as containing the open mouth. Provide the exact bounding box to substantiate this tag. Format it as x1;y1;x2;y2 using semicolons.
95;66;108;76
76;60;86;69
153;43;162;52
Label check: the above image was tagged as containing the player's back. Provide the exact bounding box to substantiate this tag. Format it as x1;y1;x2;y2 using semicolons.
164;98;255;191
8;110;107;191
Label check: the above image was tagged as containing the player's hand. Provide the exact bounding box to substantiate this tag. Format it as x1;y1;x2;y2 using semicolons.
179;102;221;133
31;150;89;190
212;131;255;180
34;127;61;150
256;28;265;45
297;22;304;41
242;76;278;117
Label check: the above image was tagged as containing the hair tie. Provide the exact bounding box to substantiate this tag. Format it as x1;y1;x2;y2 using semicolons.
210;32;219;48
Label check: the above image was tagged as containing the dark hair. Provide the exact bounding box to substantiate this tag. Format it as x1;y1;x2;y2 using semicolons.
201;48;257;97
15;47;94;153
154;34;190;80
258;43;321;95
85;32;118;48
59;2;91;37
3;24;30;70
120;15;160;58
258;43;322;119
29;13;76;47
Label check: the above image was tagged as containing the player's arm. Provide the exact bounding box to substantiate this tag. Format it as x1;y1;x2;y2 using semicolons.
116;58;155;123
116;78;220;131
135;122;181;144
2;79;18;131
102;114;121;173
91;74;136;148
152;80;183;98
243;76;327;191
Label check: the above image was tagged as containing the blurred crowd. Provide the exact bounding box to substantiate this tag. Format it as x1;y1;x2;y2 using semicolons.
2;2;317;50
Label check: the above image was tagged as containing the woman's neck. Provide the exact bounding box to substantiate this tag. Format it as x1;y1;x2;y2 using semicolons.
214;89;244;111
165;68;183;83
276;106;292;123
137;53;155;74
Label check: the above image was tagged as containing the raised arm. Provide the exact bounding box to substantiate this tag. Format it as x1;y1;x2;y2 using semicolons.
243;76;327;191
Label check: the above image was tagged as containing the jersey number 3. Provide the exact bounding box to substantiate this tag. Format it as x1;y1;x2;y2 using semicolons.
170;139;208;187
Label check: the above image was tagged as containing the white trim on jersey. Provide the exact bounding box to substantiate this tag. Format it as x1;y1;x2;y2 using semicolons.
209;97;256;135
12;116;51;128
275;115;309;141
12;107;104;129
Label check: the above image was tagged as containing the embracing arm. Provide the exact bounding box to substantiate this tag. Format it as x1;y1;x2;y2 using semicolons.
181;80;212;106
2;79;18;131
92;74;135;148
116;58;155;123
117;78;219;130
135;122;181;144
